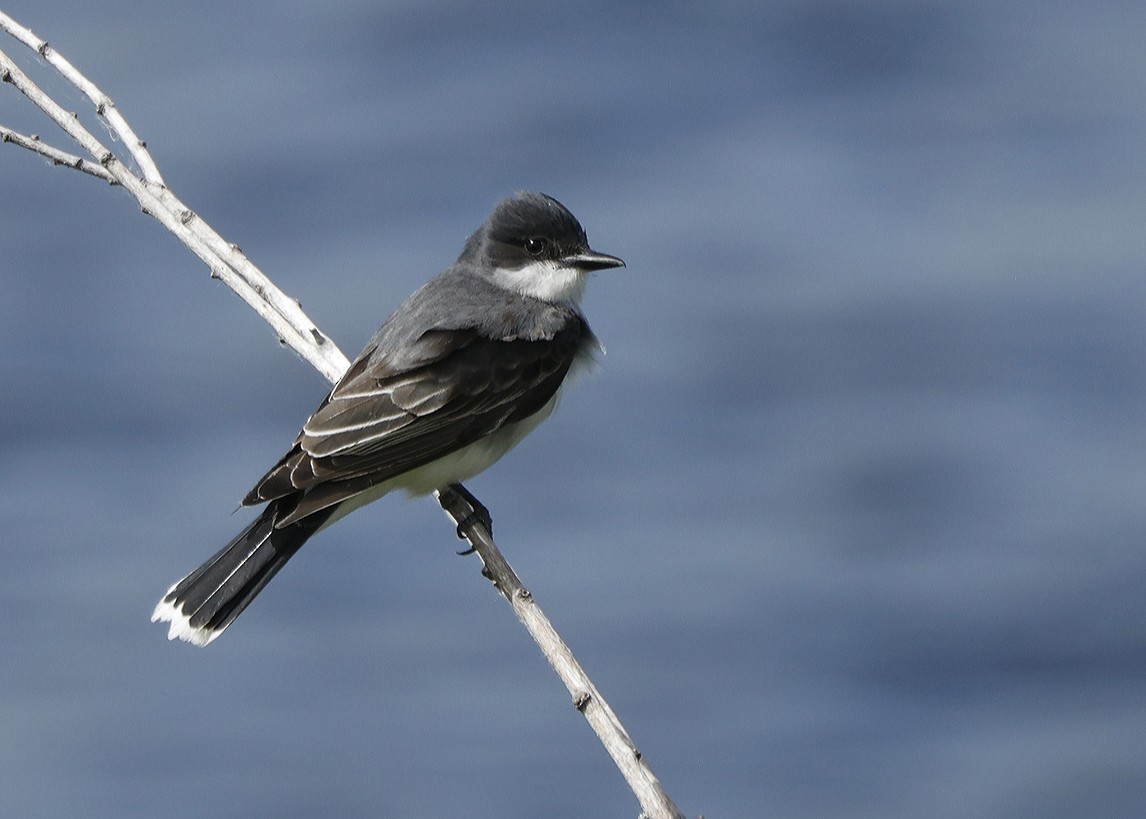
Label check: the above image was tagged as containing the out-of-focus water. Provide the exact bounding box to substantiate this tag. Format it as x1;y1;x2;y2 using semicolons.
3;2;1144;816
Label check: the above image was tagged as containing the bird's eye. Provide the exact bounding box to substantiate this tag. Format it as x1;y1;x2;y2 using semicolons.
524;237;547;257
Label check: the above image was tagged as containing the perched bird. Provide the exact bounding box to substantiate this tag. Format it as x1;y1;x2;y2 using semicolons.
152;192;624;646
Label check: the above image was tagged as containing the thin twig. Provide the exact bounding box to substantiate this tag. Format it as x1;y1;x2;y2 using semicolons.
0;125;118;182
437;487;686;819
1;12;689;819
0;27;350;383
0;10;162;184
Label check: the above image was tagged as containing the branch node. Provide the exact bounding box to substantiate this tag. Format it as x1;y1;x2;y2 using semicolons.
516;587;533;603
309;328;327;345
36;41;50;58
178;209;195;225
97;149;113;166
573;691;593;711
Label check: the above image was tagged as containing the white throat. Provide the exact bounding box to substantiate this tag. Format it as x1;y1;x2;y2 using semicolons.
492;259;588;306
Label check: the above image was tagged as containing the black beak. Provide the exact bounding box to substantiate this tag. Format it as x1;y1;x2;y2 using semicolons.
564;249;626;271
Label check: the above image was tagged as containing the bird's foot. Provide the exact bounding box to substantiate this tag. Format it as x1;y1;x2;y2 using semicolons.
449;482;493;554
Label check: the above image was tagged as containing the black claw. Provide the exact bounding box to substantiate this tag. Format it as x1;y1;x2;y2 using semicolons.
447;482;493;554
453;505;493;554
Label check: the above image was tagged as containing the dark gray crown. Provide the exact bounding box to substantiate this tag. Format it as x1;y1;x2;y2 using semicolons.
486;191;588;248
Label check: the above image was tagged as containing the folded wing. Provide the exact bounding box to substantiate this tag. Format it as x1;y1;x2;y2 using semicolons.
244;319;590;524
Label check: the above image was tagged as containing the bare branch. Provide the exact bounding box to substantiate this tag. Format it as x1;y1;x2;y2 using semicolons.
0;10;162;184
438;487;687;819
0;125;117;182
0;28;350;382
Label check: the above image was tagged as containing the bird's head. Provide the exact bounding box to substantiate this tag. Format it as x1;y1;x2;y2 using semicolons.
468;192;624;305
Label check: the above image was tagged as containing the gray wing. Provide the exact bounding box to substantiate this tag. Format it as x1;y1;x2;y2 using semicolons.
243;318;591;522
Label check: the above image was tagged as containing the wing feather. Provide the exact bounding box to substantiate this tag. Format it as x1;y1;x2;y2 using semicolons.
243;317;590;512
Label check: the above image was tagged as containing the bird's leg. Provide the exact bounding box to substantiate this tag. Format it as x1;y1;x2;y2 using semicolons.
448;482;493;554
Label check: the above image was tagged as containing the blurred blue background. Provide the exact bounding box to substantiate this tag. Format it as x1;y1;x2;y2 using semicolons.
3;2;1145;816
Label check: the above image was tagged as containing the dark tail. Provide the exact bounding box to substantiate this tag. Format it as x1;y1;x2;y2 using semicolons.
151;500;333;646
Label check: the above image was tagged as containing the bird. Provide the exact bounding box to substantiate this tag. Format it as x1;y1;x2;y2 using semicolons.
151;191;624;646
